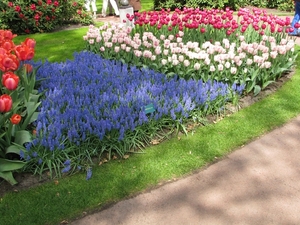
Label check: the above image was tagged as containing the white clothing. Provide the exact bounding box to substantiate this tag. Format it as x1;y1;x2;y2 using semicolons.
102;0;119;16
85;0;97;12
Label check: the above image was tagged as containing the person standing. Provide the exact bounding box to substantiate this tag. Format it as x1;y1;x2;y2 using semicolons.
85;0;97;19
102;0;119;17
108;0;120;16
289;0;300;36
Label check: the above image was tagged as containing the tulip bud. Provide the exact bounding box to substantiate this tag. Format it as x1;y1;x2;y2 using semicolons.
10;114;21;125
24;63;33;73
0;94;12;113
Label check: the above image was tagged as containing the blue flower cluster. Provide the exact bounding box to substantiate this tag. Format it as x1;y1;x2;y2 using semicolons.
29;51;242;153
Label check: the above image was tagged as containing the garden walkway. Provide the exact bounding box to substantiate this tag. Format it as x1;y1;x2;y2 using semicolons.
71;115;300;225
70;13;300;225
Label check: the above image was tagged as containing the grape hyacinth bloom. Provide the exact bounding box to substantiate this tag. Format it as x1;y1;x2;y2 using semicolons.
27;52;241;159
86;168;92;180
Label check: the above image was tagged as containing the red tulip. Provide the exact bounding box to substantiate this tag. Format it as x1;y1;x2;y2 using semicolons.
2;71;19;90
270;27;275;33
285;18;291;26
23;38;36;48
10;114;21;125
1;30;16;40
0;94;12;113
14;44;35;61
0;53;19;72
289;27;294;33
2;40;14;51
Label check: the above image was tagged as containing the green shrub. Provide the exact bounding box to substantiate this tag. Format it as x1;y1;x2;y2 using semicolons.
153;0;240;10
153;0;293;11
153;0;184;10
0;0;93;34
277;0;294;12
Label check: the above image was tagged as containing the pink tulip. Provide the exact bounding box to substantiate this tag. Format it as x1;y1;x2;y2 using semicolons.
218;64;224;71
0;94;12;113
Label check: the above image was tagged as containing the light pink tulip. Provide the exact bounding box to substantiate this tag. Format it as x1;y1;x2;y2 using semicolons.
194;63;201;70
230;67;237;74
183;59;190;67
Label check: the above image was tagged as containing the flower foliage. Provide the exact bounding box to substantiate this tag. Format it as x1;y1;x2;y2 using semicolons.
0;30;41;185
84;7;297;95
0;0;92;34
22;51;243;177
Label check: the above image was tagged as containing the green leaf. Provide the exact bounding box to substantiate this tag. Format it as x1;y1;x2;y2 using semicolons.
262;80;274;89
6;145;22;155
0;171;18;185
253;85;262;96
26;101;40;118
14;130;32;146
29;112;39;124
246;81;255;93
28;93;41;103
0;158;26;172
21;102;41;130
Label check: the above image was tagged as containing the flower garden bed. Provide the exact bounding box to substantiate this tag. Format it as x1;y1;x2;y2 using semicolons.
0;7;298;186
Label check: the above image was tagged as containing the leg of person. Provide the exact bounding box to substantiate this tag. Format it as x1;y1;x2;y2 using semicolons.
102;0;108;17
90;0;97;18
108;1;113;16
290;1;300;35
109;0;120;16
115;0;120;9
85;0;91;12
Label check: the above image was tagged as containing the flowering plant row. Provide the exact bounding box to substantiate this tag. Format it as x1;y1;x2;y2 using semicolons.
21;51;244;178
84;7;297;95
0;30;41;185
0;0;92;34
133;7;292;41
